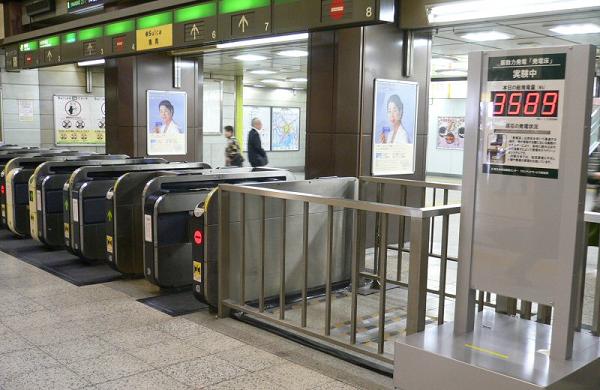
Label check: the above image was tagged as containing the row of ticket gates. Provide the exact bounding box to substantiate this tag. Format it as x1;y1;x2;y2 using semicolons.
0;145;294;308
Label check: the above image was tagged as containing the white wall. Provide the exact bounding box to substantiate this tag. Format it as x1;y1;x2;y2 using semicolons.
426;98;466;176
202;75;235;167
0;56;105;151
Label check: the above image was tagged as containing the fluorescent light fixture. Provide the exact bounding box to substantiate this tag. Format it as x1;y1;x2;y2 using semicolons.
233;54;268;61
427;0;600;24
550;23;600;35
461;31;512;41
261;79;282;84
288;77;308;82
277;50;308;57
253;84;266;88
216;33;308;49
292;87;305;91
77;59;105;66
250;69;276;75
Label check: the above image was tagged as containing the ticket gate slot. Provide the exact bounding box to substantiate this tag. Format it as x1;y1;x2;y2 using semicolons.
104;163;211;274
142;168;294;289
30;156;129;245
5;154;95;237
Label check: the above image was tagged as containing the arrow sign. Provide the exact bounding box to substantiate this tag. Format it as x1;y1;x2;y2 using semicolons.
47;50;53;61
107;210;113;222
238;15;249;33
190;24;200;40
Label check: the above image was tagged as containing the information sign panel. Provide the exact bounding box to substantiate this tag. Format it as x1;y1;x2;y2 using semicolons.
218;0;271;41
54;95;105;145
5;46;19;72
19;40;39;69
78;26;104;59
173;2;218;48
316;0;394;28
136;11;173;51
38;35;61;66
60;32;79;63
103;19;136;56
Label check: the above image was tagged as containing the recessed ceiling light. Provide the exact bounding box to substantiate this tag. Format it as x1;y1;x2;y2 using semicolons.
277;50;308;57
216;33;309;49
77;59;105;67
292;87;305;91
288;77;307;82
233;54;268;62
550;23;600;35
253;84;266;88
461;31;512;42
250;70;277;75
261;79;281;84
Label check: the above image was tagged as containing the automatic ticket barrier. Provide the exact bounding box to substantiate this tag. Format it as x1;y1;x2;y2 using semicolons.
29;156;130;246
3;153;95;236
102;163;212;274
142;168;293;289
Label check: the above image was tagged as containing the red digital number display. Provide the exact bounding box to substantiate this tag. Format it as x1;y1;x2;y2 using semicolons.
491;91;559;117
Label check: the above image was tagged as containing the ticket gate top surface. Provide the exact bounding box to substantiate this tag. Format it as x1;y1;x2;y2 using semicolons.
141;168;294;289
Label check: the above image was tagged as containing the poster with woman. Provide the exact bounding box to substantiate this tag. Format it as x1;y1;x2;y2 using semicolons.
372;79;418;175
147;90;187;155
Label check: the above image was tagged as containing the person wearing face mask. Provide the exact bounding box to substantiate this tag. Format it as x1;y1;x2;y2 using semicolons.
247;117;268;167
378;95;412;145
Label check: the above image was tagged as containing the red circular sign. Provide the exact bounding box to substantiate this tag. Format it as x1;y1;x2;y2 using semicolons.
1;185;5;195
193;230;203;245
330;0;345;20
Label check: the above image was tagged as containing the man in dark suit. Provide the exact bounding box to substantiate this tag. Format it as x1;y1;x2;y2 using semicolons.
247;117;268;167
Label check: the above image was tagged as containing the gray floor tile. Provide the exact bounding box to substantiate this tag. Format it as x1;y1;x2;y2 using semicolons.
95;370;189;390
40;336;118;364
129;338;212;368
257;362;335;389
215;345;285;372
160;356;248;388
184;331;245;354
0;331;32;354
0;348;60;382
100;326;178;351
206;372;282;390
2;365;90;390
312;380;360;389
151;317;212;339
67;350;153;385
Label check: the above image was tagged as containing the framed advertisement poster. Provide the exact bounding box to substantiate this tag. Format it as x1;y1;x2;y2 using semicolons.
271;107;300;151
437;116;465;150
371;79;418;176
242;105;271;151
54;95;105;146
147;90;187;156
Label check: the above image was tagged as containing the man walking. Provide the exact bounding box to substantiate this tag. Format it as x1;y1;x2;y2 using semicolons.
247;117;268;167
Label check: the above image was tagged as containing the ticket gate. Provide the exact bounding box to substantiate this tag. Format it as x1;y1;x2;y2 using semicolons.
4;153;95;236
142;168;294;289
191;177;356;308
104;164;212;275
64;160;209;262
29;156;130;246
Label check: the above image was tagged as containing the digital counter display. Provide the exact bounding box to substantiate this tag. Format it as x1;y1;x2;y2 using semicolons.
491;90;559;118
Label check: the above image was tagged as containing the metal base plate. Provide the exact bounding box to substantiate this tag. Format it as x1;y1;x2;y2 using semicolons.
394;311;600;390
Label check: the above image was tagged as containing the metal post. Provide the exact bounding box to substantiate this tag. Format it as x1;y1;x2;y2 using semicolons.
279;200;287;320
377;214;389;354
372;183;383;281
301;202;309;328
325;205;334;336
240;193;246;304
437;190;450;325
521;301;532;320
429;188;436;254
350;209;360;344
477;291;484;312
593;225;600;336
537;305;552;324
574;222;589;332
259;196;266;312
396;186;407;282
217;189;230;318
406;216;430;335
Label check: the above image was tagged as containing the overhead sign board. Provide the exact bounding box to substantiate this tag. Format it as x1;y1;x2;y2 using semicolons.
5;45;19;71
104;19;136;56
218;0;272;41
136;11;173;51
173;2;218;48
67;0;104;14
6;0;395;70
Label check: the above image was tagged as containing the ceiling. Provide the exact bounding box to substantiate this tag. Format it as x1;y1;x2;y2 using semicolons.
201;42;308;90
432;11;600;78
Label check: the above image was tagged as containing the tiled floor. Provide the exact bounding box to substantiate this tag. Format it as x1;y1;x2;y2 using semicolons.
0;250;392;390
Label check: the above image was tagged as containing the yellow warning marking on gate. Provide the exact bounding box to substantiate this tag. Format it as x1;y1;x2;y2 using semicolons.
193;261;202;283
464;344;508;360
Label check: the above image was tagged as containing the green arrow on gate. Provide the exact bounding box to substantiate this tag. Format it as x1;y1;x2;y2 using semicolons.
64;199;69;211
107;210;113;222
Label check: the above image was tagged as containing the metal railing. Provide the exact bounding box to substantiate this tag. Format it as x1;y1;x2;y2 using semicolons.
217;178;461;363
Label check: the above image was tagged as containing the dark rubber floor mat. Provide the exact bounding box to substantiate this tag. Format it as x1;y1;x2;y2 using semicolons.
0;230;124;286
138;289;208;316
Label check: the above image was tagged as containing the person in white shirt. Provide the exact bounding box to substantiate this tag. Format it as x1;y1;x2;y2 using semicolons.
154;100;183;134
378;94;412;144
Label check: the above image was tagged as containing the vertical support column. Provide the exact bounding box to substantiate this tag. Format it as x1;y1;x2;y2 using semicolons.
235;75;244;148
406;216;430;335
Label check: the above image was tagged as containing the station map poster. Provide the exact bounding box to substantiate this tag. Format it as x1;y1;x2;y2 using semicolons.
437;116;465;150
243;105;271;152
202;80;222;134
54;95;105;145
146;90;187;156
271;107;300;151
371;79;418;175
482;54;566;179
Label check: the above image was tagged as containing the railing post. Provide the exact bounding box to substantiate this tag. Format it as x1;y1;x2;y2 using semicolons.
593;223;600;335
279;199;287;320
406;216;430;335
217;188;231;318
325;205;334;336
259;196;266;313
301;202;309;328
350;208;360;344
377;213;389;354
